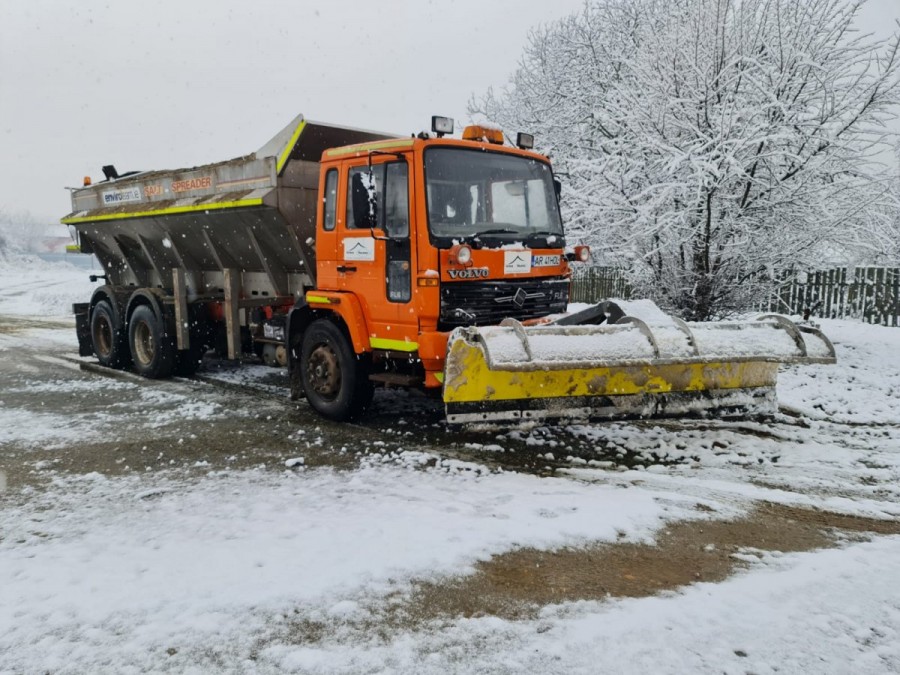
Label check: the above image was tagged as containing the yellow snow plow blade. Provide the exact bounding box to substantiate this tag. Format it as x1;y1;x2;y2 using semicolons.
442;301;835;423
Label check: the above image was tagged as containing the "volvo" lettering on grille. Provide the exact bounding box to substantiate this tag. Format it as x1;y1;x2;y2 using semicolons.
447;268;490;279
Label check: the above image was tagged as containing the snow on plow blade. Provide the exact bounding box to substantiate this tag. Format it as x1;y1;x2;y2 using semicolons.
442;301;835;424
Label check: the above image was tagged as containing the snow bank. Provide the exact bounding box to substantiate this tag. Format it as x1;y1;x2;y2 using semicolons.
0;253;100;317
779;319;900;424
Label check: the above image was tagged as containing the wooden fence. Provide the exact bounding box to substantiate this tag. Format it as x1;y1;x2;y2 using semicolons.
570;266;900;326
760;267;900;327
570;267;633;303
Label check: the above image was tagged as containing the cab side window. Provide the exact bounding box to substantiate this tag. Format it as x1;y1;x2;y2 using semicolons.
384;162;409;238
323;169;338;231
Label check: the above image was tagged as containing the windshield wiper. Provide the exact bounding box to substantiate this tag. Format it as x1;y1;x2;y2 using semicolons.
475;228;518;237
527;231;564;247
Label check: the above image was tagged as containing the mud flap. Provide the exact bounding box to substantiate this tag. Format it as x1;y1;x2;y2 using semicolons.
73;303;92;357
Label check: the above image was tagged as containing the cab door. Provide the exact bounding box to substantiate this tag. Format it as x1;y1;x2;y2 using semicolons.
336;156;416;350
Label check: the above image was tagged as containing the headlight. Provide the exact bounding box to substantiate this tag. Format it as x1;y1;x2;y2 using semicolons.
450;244;472;265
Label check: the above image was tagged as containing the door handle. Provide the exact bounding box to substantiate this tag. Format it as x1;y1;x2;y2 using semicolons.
337;265;357;274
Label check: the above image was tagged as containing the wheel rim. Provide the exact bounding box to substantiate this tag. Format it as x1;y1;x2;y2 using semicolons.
306;343;341;401
93;315;113;357
133;320;155;366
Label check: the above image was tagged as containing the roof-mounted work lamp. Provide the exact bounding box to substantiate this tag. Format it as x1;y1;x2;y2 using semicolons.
432;116;454;138
516;132;534;150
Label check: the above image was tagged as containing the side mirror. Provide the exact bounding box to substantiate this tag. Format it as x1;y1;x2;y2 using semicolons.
553;177;562;203
350;171;377;229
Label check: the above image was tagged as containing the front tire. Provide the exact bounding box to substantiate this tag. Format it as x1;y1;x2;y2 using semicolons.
90;300;129;369
300;319;373;421
128;304;176;379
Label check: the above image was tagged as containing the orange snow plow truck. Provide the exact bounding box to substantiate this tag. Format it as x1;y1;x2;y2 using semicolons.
63;114;835;423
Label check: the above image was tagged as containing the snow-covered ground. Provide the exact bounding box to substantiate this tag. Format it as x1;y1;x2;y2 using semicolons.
1;257;899;674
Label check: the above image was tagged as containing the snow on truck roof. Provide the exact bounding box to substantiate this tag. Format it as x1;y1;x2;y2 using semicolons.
61;115;397;225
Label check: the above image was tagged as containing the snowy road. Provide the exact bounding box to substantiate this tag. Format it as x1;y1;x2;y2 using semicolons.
2;258;900;674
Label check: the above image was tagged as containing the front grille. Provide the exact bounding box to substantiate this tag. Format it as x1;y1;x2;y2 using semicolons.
440;278;569;329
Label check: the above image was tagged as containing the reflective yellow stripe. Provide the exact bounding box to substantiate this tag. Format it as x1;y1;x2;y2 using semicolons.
324;138;414;159
60;198;264;224
306;295;332;304
370;337;418;352
65;244;81;253
433;371;444;383
276;119;307;174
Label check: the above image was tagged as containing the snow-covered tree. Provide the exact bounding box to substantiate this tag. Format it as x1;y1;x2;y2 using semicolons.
0;208;50;257
472;0;900;319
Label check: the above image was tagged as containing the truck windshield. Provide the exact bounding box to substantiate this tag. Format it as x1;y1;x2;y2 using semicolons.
424;147;563;245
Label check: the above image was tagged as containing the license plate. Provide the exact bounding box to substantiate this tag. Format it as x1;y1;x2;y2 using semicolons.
532;254;561;266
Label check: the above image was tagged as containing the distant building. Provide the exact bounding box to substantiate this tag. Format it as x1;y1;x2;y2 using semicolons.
37;236;73;254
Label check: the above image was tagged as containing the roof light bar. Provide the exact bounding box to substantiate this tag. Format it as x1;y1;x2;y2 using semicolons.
462;125;504;145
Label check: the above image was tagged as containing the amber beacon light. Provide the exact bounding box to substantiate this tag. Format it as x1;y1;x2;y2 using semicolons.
462;125;504;145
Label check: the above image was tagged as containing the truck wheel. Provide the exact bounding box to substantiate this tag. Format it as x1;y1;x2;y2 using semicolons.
90;300;129;369
128;304;176;379
300;319;373;421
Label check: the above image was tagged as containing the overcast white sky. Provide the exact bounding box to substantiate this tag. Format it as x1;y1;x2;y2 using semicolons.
1;0;898;224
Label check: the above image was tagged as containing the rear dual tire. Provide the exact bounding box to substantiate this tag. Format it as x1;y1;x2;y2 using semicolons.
128;305;176;379
92;298;204;378
90;300;130;369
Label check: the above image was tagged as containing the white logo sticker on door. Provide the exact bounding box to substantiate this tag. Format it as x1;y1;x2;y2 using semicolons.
504;250;531;274
343;237;375;261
